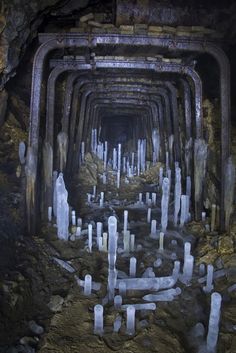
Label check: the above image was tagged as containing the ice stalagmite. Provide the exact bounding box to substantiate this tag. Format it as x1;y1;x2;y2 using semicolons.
18;141;26;165
174;167;182;226
152;128;160;163
161;177;170;232
206;292;222;353
224;156;235;229
25;146;37;231
194;139;207;220
57;132;68;172
108;216;118;301
168;134;174;167
55;173;69;241
43;141;53;212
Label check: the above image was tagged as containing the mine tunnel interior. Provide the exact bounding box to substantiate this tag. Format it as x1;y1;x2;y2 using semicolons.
1;0;236;352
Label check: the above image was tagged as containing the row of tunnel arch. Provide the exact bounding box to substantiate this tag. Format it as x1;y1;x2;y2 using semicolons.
25;31;231;234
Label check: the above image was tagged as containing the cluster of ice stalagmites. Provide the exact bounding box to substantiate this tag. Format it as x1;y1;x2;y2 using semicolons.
38;128;226;350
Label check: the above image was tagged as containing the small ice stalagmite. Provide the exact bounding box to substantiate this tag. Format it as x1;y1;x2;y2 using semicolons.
161;177;170;232
126;306;136;335
159;232;165;251
206;292;222;353
130;234;135;252
96;222;103;246
152;128;160;163
184;242;191;262
113;148;117;170
202;212;206;222
150;220;157;238
152;193;157;206
203;264;214;293
224;156;236;229
48;206;52;222
186;176;191;199
76;226;81;237
108;216;118;301
57;132;68;172
182;254;194;285
124;210;128;233
19;141;26;165
129;257;137;277
52;171;58;217
98;237;103;251
71;210;76;226
168;134;174;167
174;167;182;226
84;274;92;295
194;139;208;219
117;170;121;188
81;141;85;163
103;232;108;252
55;173;69;241
180;195;189;226
114;295;122;309
172;260;180;280
88;224;93;252
100;192;104;207
25;146;37;230
118;143;122;171
147;208;152;223
159;167;163;188
94;304;104;335
124;231;130;253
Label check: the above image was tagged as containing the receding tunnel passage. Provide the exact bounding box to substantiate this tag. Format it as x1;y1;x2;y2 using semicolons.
100;115;139;148
1;1;236;352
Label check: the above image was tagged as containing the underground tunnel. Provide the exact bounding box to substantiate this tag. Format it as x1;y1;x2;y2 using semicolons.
0;0;236;352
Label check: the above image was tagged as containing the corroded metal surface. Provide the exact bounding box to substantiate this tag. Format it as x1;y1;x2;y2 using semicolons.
28;32;229;232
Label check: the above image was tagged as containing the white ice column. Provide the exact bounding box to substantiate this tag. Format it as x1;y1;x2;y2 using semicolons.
104;141;108;170
81;141;85;163
206;292;222;353
94;304;104;335
137;139;141;176
96;222;102;246
159;167;163;188
126;306;136;335
48;206;52;222
108;216;118;300
161;177;170;232
174;167;182;226
159;232;165;251
150;220;157;238
56;173;69;241
84;274;92;295
203;264;214;293
180;195;189;226
124;210;128;234
113;148;117;170
88;224;93;252
118;144;121;171
129;257;137;277
182;254;194;284
147;208;152;223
